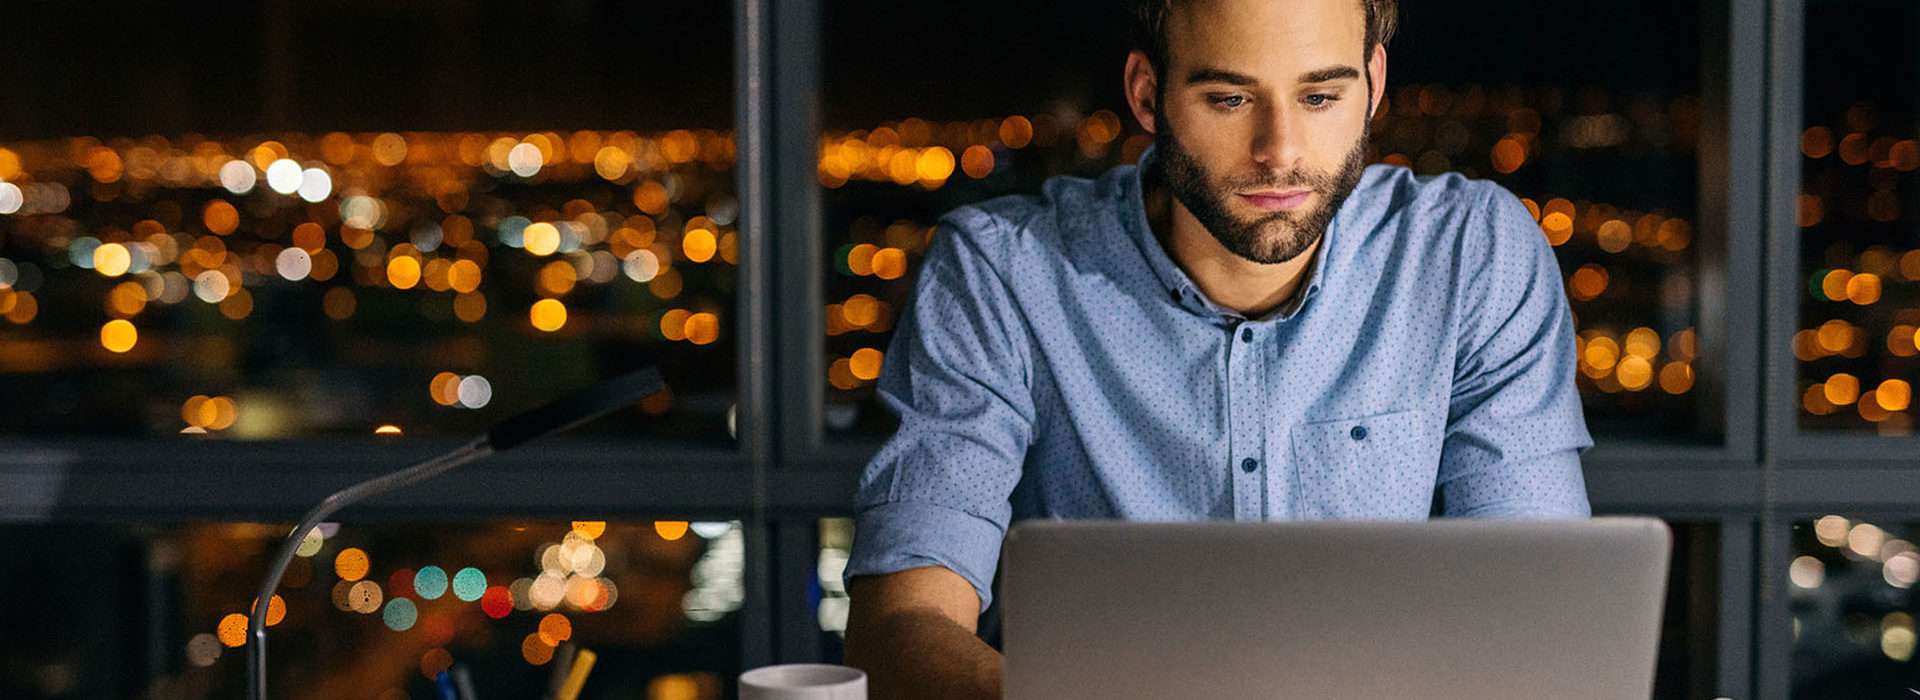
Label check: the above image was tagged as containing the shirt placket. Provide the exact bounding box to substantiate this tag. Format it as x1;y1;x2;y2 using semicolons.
1226;320;1266;520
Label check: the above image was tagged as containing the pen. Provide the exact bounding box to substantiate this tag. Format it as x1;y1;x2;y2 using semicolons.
433;671;456;700
450;664;477;700
543;642;576;700
554;649;597;700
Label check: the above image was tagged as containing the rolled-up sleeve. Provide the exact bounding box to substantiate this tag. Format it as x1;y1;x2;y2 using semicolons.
1438;187;1593;519
844;211;1034;611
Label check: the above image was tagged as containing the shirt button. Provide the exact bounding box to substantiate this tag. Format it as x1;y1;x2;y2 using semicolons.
1350;425;1368;441
1240;327;1253;343
1240;457;1258;473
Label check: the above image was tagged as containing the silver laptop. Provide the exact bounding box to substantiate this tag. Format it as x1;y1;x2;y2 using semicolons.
1002;517;1671;699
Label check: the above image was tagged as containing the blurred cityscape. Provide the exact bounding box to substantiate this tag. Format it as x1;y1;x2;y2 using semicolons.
0;0;742;442
1790;518;1920;696
1790;1;1920;694
1795;0;1920;434
2;520;745;699
0;128;740;440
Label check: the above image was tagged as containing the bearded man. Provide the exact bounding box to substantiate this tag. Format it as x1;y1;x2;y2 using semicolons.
842;0;1592;696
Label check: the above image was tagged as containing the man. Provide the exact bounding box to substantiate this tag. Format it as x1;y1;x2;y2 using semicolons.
843;0;1592;696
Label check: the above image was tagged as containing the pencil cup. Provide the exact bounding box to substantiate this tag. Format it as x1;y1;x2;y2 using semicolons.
738;664;867;700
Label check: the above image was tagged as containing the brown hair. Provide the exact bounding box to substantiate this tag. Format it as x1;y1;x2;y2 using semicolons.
1130;0;1399;76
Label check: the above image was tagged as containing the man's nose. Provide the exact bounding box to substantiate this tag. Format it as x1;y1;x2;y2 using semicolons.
1249;103;1305;171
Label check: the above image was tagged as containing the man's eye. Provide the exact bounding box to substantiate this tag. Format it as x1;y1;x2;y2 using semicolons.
1212;95;1246;108
1305;94;1339;107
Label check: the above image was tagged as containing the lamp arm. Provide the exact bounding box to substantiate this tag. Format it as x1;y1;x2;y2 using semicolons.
244;366;662;700
246;437;493;700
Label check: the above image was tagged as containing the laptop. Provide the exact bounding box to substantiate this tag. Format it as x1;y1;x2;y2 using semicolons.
1001;517;1671;699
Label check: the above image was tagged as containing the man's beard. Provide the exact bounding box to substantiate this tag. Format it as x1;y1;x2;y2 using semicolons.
1154;108;1370;265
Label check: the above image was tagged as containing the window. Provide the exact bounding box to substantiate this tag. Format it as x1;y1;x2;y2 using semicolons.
817;0;1721;443
0;1;738;442
1790;517;1919;697
0;520;744;698
1792;0;1920;435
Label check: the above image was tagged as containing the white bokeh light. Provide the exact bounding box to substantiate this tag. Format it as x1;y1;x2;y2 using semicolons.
508;143;543;177
275;247;312;281
297;167;333;202
193;270;231;303
0;182;22;214
218;160;257;195
264;159;302;194
341;195;386;230
457;375;493;409
623;249;660;282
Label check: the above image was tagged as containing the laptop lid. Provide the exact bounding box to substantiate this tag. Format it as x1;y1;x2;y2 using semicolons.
1002;517;1671;700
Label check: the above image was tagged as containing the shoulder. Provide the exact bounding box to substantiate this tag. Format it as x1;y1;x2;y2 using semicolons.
931;169;1119;270
1356;166;1531;235
1350;165;1546;268
1333;167;1559;337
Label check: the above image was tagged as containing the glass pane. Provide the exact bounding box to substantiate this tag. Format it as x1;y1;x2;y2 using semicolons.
1657;522;1724;698
0;2;737;441
0;520;743;699
815;517;854;664
1793;0;1920;434
819;0;1712;441
821;517;1721;695
1790;517;1920;697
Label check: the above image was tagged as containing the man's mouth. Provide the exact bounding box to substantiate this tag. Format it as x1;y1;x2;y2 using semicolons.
1236;188;1312;211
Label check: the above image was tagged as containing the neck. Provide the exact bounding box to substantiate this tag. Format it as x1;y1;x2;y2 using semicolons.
1143;171;1321;319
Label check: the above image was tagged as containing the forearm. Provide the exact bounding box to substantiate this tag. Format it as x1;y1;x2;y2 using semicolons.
845;608;1002;700
1441;449;1590;519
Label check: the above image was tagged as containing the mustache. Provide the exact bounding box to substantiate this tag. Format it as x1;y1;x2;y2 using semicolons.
1218;167;1340;192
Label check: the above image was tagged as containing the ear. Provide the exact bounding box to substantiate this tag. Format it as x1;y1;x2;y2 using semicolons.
1123;50;1161;135
1365;43;1388;121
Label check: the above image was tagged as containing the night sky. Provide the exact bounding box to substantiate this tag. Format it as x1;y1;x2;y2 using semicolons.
0;0;1718;140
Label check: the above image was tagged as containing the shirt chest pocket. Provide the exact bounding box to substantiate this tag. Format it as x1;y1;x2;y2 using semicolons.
1289;408;1441;520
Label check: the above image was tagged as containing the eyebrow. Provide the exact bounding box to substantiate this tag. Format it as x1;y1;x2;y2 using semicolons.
1183;67;1258;86
1182;64;1364;87
1298;65;1363;84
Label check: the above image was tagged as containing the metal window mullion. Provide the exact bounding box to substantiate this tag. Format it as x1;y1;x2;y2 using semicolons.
1755;0;1806;696
1709;0;1770;688
0;442;756;522
766;0;827;664
740;0;825;670
1718;516;1757;700
736;0;776;671
776;516;825;663
1712;0;1769;462
774;0;827;463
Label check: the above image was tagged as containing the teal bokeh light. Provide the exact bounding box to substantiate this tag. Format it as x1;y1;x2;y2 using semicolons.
383;598;418;631
414;566;449;600
452;567;487;602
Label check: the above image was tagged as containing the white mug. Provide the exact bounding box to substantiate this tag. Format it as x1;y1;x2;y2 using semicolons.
738;664;868;700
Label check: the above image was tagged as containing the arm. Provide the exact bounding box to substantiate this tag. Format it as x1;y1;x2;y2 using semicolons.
1438;187;1593;518
844;567;1001;700
842;212;1034;697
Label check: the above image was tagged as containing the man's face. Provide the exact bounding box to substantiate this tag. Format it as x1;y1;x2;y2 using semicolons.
1152;0;1376;265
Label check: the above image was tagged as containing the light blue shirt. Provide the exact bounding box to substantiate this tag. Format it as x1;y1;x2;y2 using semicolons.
846;152;1593;610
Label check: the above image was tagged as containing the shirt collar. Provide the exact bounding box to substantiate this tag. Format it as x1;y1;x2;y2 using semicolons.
1120;145;1335;323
